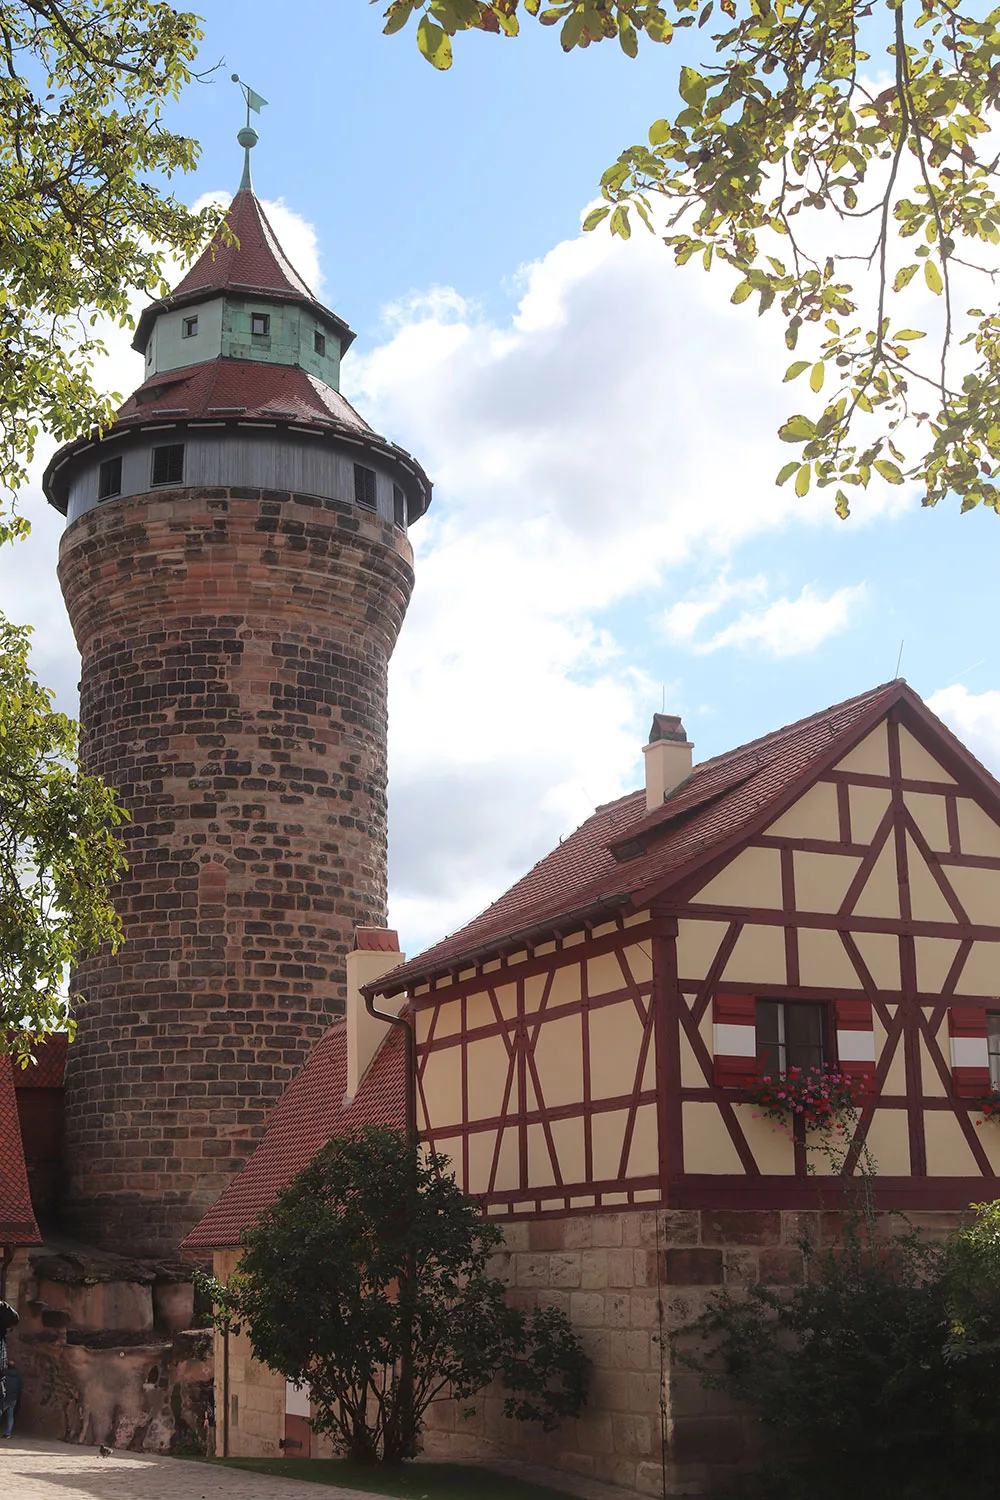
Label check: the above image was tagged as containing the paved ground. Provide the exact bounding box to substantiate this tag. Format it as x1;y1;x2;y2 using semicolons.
0;1437;391;1499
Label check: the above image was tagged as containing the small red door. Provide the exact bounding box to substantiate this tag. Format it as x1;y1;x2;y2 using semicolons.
282;1411;311;1458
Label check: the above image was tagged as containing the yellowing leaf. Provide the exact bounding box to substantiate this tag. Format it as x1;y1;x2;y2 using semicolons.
794;463;811;497
582;205;611;232
924;259;943;295
417;15;452;67
731;280;753;304
777;460;799;485
874;459;904;485
894;329;926;340
809;362;825;393
784;361;810;382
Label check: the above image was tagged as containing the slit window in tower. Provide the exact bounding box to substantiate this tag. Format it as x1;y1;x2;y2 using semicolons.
393;485;406;528
182;315;198;339
354;464;377;510
251;312;271;338
151;443;184;487
98;455;122;500
313;329;326;357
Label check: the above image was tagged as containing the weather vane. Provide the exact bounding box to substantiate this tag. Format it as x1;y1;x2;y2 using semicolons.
232;73;268;189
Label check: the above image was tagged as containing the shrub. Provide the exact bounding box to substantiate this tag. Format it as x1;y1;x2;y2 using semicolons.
203;1127;588;1462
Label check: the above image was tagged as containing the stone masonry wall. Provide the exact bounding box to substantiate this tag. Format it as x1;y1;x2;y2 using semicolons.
58;487;414;1255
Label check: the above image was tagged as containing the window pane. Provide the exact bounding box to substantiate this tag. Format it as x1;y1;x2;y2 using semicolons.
98;456;122;500
354;464;377;509
785;1002;826;1072
314;330;326;356
151;444;184;487
988;1013;1000;1089
251;312;270;336
182;316;198;338
756;1000;783;1078
393;485;406;528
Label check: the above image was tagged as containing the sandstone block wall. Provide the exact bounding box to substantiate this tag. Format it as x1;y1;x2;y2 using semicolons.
58;487;414;1254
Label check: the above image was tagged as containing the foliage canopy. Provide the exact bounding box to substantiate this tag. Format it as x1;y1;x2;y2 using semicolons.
381;0;1000;516
0;617;125;1065
0;0;220;511
205;1127;588;1463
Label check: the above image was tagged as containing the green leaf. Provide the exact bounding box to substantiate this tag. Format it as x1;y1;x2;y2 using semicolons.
924;259;943;295
731;280;753;304
618;15;639;57
679;66;707;109
777;460;799;485
835;489;850;519
778;415;815;443
417;14;453;67
894;329;926;340
893;264;919;291
810;362;825;393
784;361;810;382
610;205;631;239
794;463;811;497
582;205;611;232
383;2;415;36
648;119;671;147
874;459;904;484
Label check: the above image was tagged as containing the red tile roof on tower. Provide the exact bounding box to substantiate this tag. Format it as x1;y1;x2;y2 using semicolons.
12;1035;67;1091
370;679;1000;995
183;1020;406;1251
132;189;355;354
0;1057;42;1245
115;358;373;435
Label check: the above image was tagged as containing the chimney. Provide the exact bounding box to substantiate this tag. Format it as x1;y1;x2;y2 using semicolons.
343;928;406;1106
642;713;693;812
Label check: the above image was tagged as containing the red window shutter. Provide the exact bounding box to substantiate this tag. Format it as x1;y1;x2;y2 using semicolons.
834;998;876;1092
949;1005;990;1099
712;992;757;1088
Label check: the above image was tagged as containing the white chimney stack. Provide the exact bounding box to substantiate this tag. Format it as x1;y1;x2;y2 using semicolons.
343;929;406;1106
642;713;693;812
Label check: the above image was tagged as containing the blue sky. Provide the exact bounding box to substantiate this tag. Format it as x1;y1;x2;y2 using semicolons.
2;1;998;958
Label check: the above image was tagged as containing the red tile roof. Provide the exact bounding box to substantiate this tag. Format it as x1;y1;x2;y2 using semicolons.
132;189;354;354
183;1020;406;1251
356;928;400;952
115;357;372;435
12;1035;67;1091
0;1058;41;1245
373;680;989;993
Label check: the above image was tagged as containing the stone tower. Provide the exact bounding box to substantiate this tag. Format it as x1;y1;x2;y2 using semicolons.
43;138;431;1256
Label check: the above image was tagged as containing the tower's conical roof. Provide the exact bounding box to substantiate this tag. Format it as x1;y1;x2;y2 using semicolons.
132;186;355;355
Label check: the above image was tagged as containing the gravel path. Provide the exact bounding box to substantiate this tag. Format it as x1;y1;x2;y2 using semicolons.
0;1437;392;1500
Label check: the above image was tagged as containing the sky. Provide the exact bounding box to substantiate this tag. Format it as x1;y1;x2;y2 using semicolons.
1;3;999;959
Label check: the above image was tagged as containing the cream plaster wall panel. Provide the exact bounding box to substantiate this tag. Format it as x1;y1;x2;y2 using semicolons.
676;919;730;983
548;960;584;1007
692;846;784;910
877;1007;908;1094
970;1116;1000;1173
430;1002;463;1040
793;851;863;913
766;780;841;841
527;1123;557;1188
853;841;901;919
732;1104;795;1175
591;1109;629;1182
906;791;951;852
421;1045;465;1132
491;983;519;1021
906;835;957;924
622;939;653;985
588;1001;644;1101
679;1024;707;1089
863;1109;911;1175
467;1128;498;1195
430;1136;464;1185
798;926;863;989
852;931;901;991
588;950;629;998
721;922;787;985
898;725;956;784
849;783;892;843
834;722;890;776
682;1102;745;1174
641;1035;657;1092
925;1111;980;1176
548;1114;587;1184
415;1010;433;1046
523;972;548;1014
919;1029;948;1097
915;935;962;994
954;940;1000;996
493;1127;521;1192
957;798;1000;857
626;1104;659;1178
465;990;500;1035
530;1013;585;1109
946;864;1000;927
466;1033;517;1121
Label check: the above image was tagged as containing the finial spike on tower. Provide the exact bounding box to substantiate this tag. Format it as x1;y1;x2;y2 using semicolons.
232;73;268;190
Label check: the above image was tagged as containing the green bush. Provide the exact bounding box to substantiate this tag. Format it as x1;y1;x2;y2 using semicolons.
680;1201;1000;1495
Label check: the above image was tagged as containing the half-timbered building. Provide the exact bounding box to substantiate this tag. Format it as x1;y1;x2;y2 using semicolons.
188;678;1000;1494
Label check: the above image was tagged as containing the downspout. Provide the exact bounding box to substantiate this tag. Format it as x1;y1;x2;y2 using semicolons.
221;1319;230;1458
364;989;416;1145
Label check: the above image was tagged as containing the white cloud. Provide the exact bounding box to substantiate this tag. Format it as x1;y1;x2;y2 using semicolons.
927;685;1000;777
661;575;769;645
666;582;868;658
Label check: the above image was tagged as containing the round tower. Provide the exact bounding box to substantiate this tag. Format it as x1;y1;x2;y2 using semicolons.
44;138;431;1255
